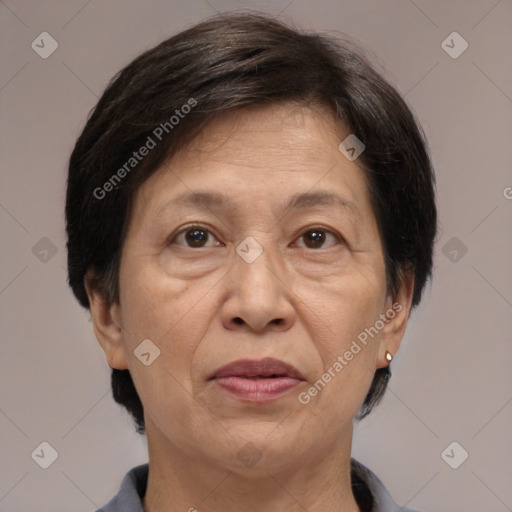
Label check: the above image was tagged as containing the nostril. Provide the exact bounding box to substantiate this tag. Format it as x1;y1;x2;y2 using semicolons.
233;317;244;325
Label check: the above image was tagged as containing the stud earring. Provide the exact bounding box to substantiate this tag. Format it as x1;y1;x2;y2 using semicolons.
385;351;393;363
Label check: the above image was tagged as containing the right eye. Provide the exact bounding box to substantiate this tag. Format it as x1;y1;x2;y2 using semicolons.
170;225;223;248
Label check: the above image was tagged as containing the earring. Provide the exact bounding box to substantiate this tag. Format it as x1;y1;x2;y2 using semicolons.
385;351;393;363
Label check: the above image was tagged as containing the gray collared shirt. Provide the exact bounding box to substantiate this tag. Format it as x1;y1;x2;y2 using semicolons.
96;459;419;512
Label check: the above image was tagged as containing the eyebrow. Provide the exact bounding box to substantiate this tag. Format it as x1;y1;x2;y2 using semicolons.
287;191;359;216
154;190;360;219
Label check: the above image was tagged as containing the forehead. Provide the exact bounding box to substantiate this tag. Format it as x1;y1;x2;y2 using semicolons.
186;102;344;169
129;102;372;227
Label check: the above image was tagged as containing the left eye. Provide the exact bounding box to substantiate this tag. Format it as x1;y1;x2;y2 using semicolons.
172;226;222;248
294;228;339;249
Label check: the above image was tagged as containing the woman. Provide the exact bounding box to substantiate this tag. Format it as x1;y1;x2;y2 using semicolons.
66;13;436;512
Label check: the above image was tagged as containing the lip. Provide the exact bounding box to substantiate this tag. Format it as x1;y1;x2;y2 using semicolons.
210;357;304;403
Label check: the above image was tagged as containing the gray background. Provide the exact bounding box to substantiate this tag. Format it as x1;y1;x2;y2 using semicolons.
1;1;511;511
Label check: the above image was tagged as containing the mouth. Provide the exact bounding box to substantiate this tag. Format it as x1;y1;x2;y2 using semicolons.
209;357;304;403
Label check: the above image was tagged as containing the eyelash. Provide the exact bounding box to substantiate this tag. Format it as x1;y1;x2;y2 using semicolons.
169;224;344;249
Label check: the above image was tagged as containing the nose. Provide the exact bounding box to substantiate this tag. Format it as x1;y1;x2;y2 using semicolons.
220;245;296;333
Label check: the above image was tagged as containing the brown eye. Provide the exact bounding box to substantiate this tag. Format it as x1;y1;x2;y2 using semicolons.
172;226;221;248
185;228;209;247
303;229;325;248
296;228;339;249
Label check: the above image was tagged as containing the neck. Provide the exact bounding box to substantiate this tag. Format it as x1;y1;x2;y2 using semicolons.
142;422;361;512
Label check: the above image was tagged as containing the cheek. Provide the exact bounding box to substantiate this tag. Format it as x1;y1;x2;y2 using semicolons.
118;257;217;375
118;262;220;431
121;253;197;331
292;267;384;412
296;268;385;350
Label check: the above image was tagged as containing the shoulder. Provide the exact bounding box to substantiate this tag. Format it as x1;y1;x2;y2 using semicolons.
351;458;420;512
95;463;148;512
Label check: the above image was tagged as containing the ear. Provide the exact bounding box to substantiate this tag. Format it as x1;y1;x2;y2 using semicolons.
84;271;129;370
376;272;415;369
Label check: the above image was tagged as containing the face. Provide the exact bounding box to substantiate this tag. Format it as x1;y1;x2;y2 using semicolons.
88;103;412;475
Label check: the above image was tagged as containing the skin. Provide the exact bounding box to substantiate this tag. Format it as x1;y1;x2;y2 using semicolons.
86;102;414;512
